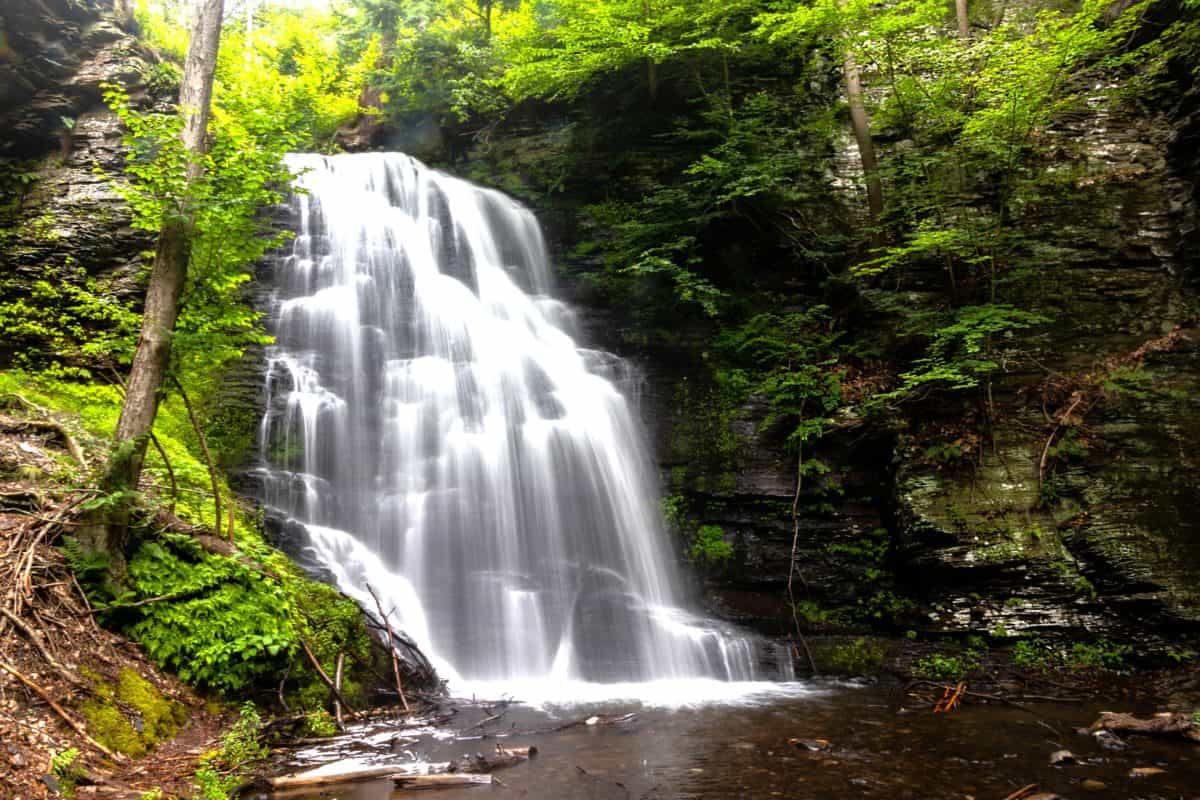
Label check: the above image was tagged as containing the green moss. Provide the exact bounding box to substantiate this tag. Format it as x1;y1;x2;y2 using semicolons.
118;669;187;741
82;699;145;757
82;668;185;758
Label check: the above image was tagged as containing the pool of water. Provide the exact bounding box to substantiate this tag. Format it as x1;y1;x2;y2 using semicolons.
271;680;1199;799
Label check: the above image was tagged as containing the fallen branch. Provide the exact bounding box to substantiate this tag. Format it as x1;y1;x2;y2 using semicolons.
89;587;207;613
0;606;83;685
787;440;817;675
933;682;965;714
1037;392;1084;490
1;393;86;465
394;773;492;789
333;651;345;729
447;744;538;773
0;656;123;761
299;637;358;715
909;680;1083;709
1090;711;1200;742
366;582;410;712
466;712;503;731
267;764;401;790
267;746;532;792
1002;783;1039;800
552;712;637;732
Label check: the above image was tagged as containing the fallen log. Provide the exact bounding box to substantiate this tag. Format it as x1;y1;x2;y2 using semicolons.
447;744;538;773
268;744;535;791
267;764;402;790
393;773;493;789
1090;711;1200;742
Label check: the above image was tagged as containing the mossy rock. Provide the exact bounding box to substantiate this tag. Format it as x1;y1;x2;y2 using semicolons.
82;668;187;758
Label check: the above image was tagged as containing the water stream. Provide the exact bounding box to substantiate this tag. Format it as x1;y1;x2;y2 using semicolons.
256;152;790;700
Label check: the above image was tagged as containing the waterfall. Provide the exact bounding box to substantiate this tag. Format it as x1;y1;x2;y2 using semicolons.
257;153;790;698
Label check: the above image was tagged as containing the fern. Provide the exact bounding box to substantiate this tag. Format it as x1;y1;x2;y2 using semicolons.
58;536;109;583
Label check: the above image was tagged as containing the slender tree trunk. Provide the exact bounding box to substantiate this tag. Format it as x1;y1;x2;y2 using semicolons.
955;0;970;40
94;0;225;577
644;0;658;102
844;51;884;222
171;375;223;541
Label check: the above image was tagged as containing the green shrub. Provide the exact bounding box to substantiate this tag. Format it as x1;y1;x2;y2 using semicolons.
914;638;985;680
828;638;887;674
123;534;297;692
192;704;267;800
1068;639;1130;671
691;524;733;564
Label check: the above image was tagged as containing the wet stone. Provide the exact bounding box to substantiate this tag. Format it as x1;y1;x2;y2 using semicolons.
1091;730;1126;750
1049;749;1077;765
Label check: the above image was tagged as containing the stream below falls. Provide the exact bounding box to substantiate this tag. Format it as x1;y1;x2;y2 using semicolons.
270;683;1200;800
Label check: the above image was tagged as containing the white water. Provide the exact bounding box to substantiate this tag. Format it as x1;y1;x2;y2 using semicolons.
257;153;793;703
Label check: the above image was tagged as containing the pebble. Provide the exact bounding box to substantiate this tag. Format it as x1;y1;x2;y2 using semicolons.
789;738;831;751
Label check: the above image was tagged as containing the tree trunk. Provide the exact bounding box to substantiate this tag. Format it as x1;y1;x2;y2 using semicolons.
96;0;225;576
844;51;884;221
113;0;136;31
640;1;658;102
956;0;970;40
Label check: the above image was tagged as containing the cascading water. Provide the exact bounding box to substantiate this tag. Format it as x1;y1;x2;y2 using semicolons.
257;153;792;700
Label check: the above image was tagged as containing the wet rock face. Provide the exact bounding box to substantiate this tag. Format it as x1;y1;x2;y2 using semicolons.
0;0;147;158
0;105;152;372
887;95;1200;645
5;108;149;286
634;90;1200;646
0;1;155;367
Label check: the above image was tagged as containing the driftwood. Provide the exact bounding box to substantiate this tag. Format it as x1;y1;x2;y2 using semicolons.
1001;784;1040;800
268;744;534;791
553;712;637;732
447;744;537;773
1090;711;1200;742
394;773;492;789
333;651;345;729
267;764;400;790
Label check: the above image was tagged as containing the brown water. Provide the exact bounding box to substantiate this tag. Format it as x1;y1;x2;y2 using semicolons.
271;681;1200;799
